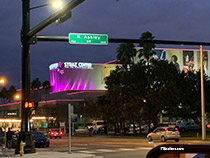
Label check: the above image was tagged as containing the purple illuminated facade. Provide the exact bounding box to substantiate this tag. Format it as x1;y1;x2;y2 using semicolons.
49;62;117;93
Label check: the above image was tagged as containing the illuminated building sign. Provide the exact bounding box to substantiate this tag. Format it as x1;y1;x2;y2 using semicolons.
0;110;19;118
64;62;92;69
49;63;58;70
49;62;93;70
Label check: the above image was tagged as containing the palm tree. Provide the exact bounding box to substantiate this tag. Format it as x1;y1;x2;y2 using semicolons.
138;31;156;65
31;78;41;90
31;78;41;108
8;86;16;102
116;43;137;70
0;87;8;104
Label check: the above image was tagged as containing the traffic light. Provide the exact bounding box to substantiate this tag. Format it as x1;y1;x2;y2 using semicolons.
24;101;33;109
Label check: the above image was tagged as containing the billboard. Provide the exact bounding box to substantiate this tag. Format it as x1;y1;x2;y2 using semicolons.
197;51;208;75
154;49;166;60
101;65;117;84
167;50;181;72
183;51;194;73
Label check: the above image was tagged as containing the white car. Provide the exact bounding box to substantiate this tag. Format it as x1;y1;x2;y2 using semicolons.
88;120;107;134
147;127;180;142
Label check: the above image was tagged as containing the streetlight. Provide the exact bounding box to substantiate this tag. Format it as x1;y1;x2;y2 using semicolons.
52;0;63;8
14;94;21;101
30;0;64;10
0;78;6;85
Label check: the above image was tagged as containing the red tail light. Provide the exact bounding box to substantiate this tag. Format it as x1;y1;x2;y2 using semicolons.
50;131;55;136
59;131;64;135
164;128;168;131
175;128;178;131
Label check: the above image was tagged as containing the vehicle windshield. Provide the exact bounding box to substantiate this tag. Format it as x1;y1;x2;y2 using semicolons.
33;132;45;138
168;128;177;131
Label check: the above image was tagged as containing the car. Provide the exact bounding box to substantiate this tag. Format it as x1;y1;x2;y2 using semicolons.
147;127;180;142
87;120;107;134
32;132;50;148
176;121;199;132
97;125;107;134
49;129;64;139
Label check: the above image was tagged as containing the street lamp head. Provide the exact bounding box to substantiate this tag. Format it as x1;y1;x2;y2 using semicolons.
15;94;21;100
51;0;63;9
0;78;6;84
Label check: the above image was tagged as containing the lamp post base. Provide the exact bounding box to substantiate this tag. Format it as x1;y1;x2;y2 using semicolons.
15;131;36;154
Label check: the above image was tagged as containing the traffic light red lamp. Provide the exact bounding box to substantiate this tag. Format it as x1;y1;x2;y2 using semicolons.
24;101;33;108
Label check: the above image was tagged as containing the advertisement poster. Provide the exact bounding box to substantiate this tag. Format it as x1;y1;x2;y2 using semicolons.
197;51;208;75
154;49;166;60
101;65;116;84
167;50;181;72
183;51;194;73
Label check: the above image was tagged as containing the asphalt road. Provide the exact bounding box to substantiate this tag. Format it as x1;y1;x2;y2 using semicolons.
35;135;210;158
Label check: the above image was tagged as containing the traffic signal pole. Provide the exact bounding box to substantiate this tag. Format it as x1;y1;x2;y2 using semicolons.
15;0;86;154
15;0;36;154
21;0;31;134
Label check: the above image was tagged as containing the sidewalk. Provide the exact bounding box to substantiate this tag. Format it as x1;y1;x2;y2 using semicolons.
0;150;96;158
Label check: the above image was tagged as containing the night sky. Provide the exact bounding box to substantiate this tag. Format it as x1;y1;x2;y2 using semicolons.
1;0;210;89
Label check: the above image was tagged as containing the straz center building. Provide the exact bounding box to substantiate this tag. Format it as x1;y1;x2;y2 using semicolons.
0;61;117;130
1;47;210;129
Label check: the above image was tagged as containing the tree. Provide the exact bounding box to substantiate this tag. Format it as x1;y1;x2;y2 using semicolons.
0;87;8;104
31;78;41;107
117;43;137;70
42;80;51;90
31;78;41;90
8;86;16;102
138;31;156;65
176;71;210;125
142;59;180;128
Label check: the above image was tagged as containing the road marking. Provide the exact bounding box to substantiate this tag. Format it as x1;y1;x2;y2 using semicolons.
118;148;135;151
77;147;152;154
79;150;97;154
137;147;153;150
95;149;116;153
72;147;88;150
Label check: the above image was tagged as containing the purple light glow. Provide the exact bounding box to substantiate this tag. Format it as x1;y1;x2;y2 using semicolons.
0;102;20;107
39;99;84;104
58;62;62;67
67;90;106;96
49;64;115;93
50;65;98;92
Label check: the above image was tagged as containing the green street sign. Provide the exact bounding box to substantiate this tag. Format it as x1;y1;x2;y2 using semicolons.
69;33;108;45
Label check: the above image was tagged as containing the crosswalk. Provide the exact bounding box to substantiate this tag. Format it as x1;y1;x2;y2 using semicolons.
76;147;153;154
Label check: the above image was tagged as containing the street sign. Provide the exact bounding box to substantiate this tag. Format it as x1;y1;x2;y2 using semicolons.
42;122;48;128
72;113;78;123
69;33;108;45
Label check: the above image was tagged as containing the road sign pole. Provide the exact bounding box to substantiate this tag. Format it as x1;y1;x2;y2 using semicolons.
68;104;71;154
200;45;206;140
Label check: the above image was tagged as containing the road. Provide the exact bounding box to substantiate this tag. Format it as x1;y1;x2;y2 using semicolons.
35;135;210;158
